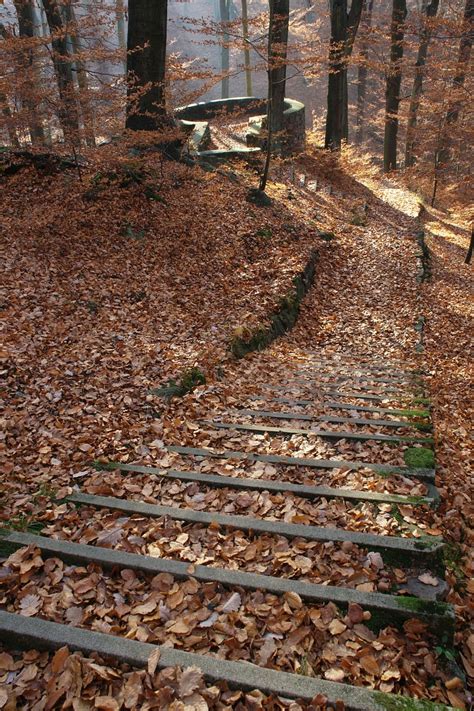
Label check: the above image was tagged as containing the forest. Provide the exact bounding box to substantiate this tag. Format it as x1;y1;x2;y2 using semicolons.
0;0;472;710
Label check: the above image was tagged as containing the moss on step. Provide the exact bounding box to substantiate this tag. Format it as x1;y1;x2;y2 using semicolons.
230;249;318;358
412;397;431;406
404;447;435;469
395;408;431;419
413;422;433;433
373;692;451;710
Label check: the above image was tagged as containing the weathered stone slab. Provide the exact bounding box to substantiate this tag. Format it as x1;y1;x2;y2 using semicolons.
94;461;434;506
1;532;453;639
203;419;432;445
297;370;415;385
0;612;451;711
69;492;445;568
167;444;436;482
266;385;407;401
232;408;429;431
263;396;431;417
291;380;412;396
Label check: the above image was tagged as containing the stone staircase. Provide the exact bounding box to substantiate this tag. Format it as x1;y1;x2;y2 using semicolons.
0;354;456;710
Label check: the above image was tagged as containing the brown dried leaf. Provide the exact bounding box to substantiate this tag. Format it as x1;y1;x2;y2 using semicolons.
147;647;161;676
179;666;204;698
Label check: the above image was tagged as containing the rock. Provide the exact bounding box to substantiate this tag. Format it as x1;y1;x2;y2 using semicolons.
404;575;449;601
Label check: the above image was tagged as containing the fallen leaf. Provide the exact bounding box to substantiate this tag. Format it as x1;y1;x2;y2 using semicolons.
359;655;380;676
51;646;70;674
328;619;347;635
418;573;439;586
19;594;41;617
220;592;241;613
147;647;161;676
179;666;204;698
94;697;119;711
324;668;345;681
198;611;218;628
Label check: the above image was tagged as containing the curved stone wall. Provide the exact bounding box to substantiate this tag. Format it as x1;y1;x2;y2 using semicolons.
176;97;305;158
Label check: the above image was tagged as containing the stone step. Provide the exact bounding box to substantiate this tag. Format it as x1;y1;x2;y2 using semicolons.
231;408;431;431
292;354;409;370
94;461;434;506
267;384;410;402
265;396;431;417
69;492;445;569
1;532;453;639
291;379;414;396
296;370;416;385
203;419;432;445
167;444;436;482
0;612;452;711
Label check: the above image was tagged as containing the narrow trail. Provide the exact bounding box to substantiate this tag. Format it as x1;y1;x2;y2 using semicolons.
2;173;465;709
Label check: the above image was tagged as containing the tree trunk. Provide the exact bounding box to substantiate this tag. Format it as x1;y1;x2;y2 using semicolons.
355;0;374;144
465;226;473;264
241;0;252;96
304;0;317;23
405;0;439;167
116;0;127;71
0;24;20;146
325;0;364;150
126;0;168;131
268;0;289;144
13;0;46;145
220;0;230;98
383;0;407;172
42;0;80;144
437;0;473;166
63;2;95;146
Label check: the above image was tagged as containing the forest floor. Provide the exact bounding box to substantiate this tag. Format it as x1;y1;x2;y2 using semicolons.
1;145;472;709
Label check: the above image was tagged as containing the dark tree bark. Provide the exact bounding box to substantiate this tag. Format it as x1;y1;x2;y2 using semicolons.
42;0;80;144
383;0;407;172
405;0;439;167
268;0;289;139
355;0;374;144
13;0;46;144
325;0;364;150
126;0;168;131
437;0;473;167
258;0;289;192
220;0;230;98
465;226;473;264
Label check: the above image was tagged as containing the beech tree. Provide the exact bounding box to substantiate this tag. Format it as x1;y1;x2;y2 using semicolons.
12;0;45;145
259;0;289;193
436;0;473;167
241;0;253;95
405;0;439;167
219;0;231;98
126;0;169;131
268;0;289;139
355;0;374;144
325;0;364;150
383;0;407;171
42;0;80;144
